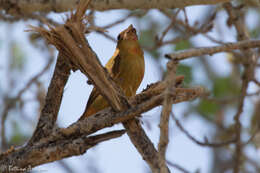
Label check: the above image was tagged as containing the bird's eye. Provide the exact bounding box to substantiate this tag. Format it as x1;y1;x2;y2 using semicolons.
117;34;121;40
132;28;136;33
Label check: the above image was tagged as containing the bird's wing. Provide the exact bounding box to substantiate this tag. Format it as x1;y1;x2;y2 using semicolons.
105;48;121;77
84;87;99;111
85;50;121;111
110;53;121;78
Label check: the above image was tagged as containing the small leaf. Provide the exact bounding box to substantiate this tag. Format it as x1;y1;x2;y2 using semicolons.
176;63;192;85
249;28;260;38
213;77;240;98
218;124;236;141
9;121;28;146
197;99;219;119
174;40;191;51
139;30;155;48
10;42;26;71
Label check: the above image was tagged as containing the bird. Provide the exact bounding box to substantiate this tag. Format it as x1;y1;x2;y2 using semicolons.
80;24;145;119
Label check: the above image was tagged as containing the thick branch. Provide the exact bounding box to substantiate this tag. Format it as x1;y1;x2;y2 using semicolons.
28;54;71;145
0;85;205;169
1;0;230;14
0;130;125;170
49;84;205;144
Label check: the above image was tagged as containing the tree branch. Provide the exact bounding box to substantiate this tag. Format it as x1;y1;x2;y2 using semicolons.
28;54;71;145
158;61;178;173
0;0;230;15
223;3;257;172
165;39;260;61
0;130;125;170
171;113;236;147
48;83;205;145
1;57;54;150
0;85;205;170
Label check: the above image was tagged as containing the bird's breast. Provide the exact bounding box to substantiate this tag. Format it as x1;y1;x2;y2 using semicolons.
116;54;144;97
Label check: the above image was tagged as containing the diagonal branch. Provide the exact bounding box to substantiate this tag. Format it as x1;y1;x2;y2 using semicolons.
28;54;71;145
49;84;205;145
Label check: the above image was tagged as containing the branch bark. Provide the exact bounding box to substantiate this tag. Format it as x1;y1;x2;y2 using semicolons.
158;61;178;173
165;39;260;61
0;84;205;169
223;3;258;173
28;54;71;145
0;130;125;170
1;0;230;14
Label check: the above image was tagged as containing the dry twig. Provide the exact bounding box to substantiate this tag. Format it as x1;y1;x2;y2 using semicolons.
165;39;260;61
224;3;257;173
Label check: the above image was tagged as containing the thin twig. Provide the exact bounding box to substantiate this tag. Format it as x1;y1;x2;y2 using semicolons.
167;160;190;173
165;39;260;61
171;113;236;147
1;57;53;150
224;3;257;173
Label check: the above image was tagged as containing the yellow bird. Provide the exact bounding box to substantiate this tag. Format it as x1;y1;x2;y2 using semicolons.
80;24;145;119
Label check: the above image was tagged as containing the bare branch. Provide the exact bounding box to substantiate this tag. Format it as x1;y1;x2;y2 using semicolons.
224;3;258;173
167;160;190;173
0;0;230;14
0;130;125;169
49;85;205;145
172;113;236;147
0;85;205;169
165;39;260;61
28;54;71;145
158;61;178;173
1;57;54;150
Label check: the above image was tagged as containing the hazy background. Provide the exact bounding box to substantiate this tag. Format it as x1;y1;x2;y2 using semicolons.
1;3;260;173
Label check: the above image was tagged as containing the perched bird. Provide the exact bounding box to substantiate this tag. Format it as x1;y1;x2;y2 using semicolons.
80;24;145;119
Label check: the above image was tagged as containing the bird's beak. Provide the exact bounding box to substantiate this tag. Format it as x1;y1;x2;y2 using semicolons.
128;24;134;29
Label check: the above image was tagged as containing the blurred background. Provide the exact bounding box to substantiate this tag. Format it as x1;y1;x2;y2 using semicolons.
0;1;260;173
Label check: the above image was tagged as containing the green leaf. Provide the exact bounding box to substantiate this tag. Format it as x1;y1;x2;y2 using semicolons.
176;63;192;85
139;30;155;48
213;77;240;98
174;40;191;51
9;121;28;145
249;28;260;38
197;99;219;119
139;29;161;59
10;42;26;71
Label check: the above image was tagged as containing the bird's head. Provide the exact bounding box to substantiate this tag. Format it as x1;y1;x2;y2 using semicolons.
116;25;142;54
117;24;138;42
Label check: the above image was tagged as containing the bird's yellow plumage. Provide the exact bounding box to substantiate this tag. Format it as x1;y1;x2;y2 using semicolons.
80;24;145;119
